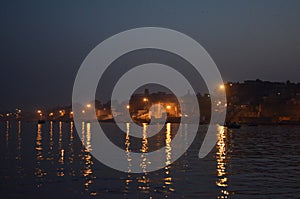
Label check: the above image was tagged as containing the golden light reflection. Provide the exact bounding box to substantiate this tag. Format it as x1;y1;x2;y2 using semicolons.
138;123;150;193
83;122;94;190
57;121;65;177
70;121;74;139
85;123;91;152
69;121;75;176
81;121;85;143
165;123;172;166
47;121;54;163
36;124;43;157
216;125;229;199
125;123;132;172
124;123;132;194
34;123;46;187
164;123;175;193
140;124;149;166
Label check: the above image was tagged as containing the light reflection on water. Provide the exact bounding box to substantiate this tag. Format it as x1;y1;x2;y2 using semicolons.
83;122;94;190
1;121;300;198
34;123;46;187
57;121;65;177
124;122;132;195
216;125;229;198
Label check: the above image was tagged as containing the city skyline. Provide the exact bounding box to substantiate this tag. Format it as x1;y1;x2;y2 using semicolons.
2;79;300;126
1;78;300;112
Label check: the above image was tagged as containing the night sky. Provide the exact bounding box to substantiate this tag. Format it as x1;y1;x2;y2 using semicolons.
1;0;300;111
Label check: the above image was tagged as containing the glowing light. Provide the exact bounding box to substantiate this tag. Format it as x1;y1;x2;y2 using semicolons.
49;112;54;116
216;126;229;198
86;104;92;108
126;105;130;109
143;98;148;102
37;110;42;114
61;149;64;160
82;110;85;114
59;110;65;116
219;84;225;90
166;105;171;109
70;111;74;115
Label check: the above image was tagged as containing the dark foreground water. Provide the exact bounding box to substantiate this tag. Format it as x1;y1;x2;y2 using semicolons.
0;121;299;199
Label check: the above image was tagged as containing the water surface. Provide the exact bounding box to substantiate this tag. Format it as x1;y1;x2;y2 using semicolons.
0;121;299;198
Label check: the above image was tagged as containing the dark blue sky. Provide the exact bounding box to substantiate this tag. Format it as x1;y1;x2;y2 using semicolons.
1;0;300;111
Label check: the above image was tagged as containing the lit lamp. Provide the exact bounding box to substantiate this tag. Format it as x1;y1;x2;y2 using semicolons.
59;110;65;116
219;84;225;90
70;111;74;119
37;110;43;119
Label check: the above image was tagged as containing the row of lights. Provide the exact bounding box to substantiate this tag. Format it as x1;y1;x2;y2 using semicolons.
36;103;93;117
0;109;22;118
126;103;173;110
3;84;226;119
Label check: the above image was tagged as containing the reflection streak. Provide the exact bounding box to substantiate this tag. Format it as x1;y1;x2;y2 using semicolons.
163;123;175;194
216;126;229;199
83;122;93;190
34;124;46;187
124;123;132;195
138;123;150;193
57;121;65;177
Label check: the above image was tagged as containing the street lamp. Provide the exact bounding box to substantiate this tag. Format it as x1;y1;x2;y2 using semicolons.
37;110;43;119
219;84;225;90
